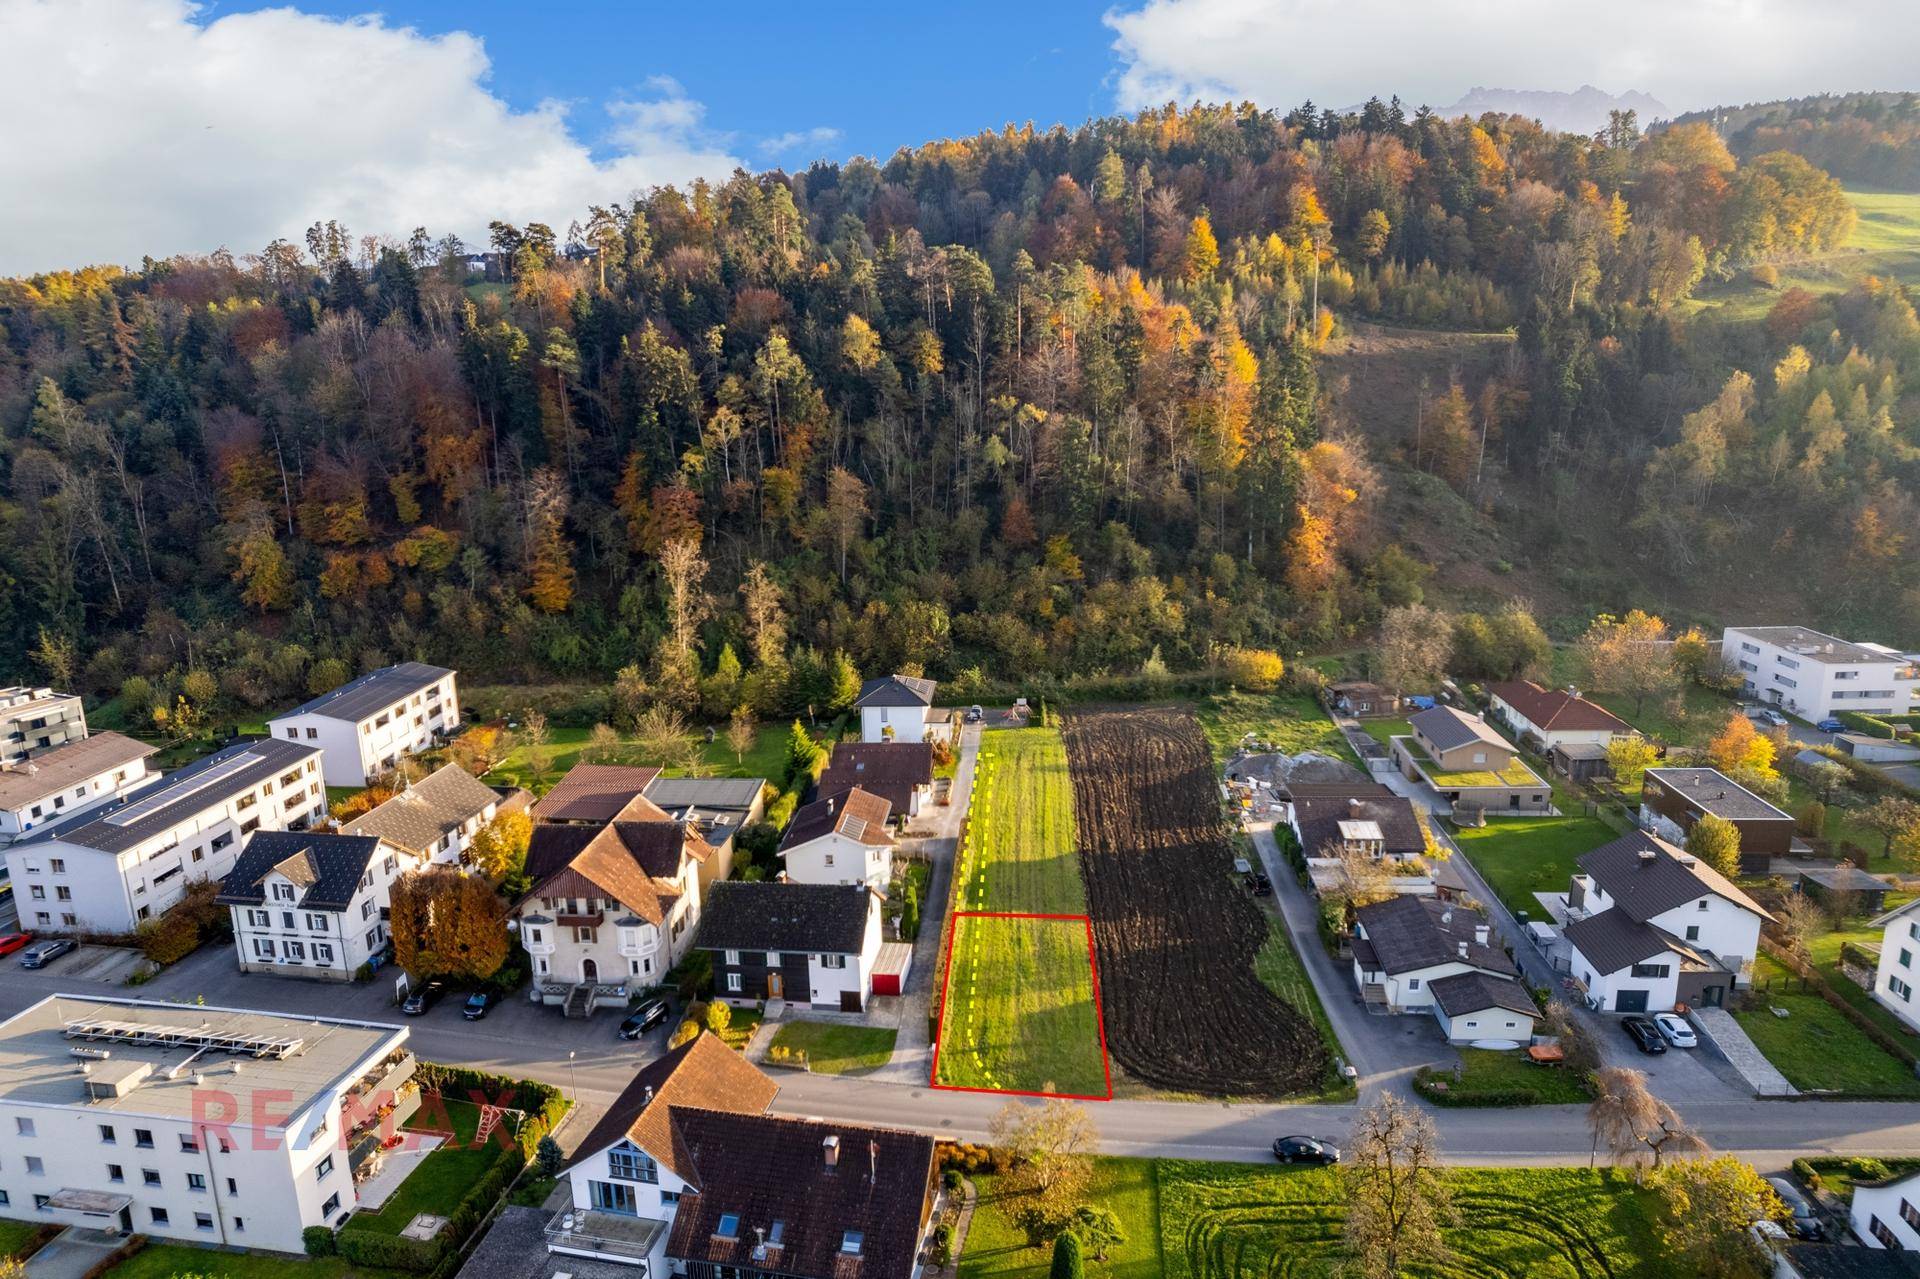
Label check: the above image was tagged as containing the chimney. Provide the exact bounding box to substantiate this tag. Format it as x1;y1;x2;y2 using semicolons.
826;796;836;814
1440;910;1453;925
642;1085;655;1106
1457;941;1469;959
1637;849;1657;865
1474;924;1490;946
823;1135;840;1169
1677;855;1696;868
1348;797;1363;815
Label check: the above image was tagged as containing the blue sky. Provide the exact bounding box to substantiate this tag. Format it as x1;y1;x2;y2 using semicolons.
234;0;1127;168
4;0;1913;272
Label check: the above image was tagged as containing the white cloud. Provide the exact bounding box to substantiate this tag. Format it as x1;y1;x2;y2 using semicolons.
1105;0;1920;119
758;126;843;157
0;0;744;274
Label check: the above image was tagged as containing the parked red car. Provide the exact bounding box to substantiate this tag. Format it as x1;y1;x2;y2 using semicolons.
0;932;35;957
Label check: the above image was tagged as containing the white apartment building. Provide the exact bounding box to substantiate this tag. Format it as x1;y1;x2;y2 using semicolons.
0;732;159;844
1721;625;1920;722
5;738;323;935
218;832;424;980
0;687;87;765
341;763;501;866
268;663;459;788
1869;897;1920;1036
0;995;417;1255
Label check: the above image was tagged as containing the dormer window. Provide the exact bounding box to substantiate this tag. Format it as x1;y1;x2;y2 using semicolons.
607;1143;658;1184
841;1230;864;1255
716;1213;740;1239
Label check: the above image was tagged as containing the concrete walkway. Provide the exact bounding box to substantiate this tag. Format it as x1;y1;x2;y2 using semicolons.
1693;1007;1797;1096
26;1229;124;1279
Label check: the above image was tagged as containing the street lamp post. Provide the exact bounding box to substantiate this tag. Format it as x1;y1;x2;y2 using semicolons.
567;1049;579;1103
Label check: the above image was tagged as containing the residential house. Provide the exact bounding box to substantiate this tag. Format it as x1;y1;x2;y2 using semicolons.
0;732;159;844
0;994;417;1254
1560;830;1772;1013
1722;624;1920;722
1640;766;1803;874
1487;680;1632;752
1325;680;1400;719
551;1033;936;1277
0;686;87;764
1290;786;1429;862
1349;896;1534;1042
267;662;458;788
5;738;324;934
816;741;933;820
530;765;661;824
342;763;502;866
1391;706;1550;815
1853;1165;1920;1251
778;788;895;891
218;831;423;979
1869;896;1920;1036
533;764;764;890
516;812;712;1013
699;882;883;1012
856;675;937;744
639;775;767;888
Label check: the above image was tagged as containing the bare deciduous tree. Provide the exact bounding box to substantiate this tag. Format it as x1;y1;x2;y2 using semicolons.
1342;1093;1454;1279
1588;1067;1708;1171
989;1098;1098;1222
1376;603;1453;694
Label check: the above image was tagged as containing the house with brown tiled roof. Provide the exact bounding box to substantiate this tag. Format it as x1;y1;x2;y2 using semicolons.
1487;680;1632;751
341;762;503;865
551;1033;936;1278
530;763;664;824
778;787;896;891
816;740;933;819
515;806;716;1015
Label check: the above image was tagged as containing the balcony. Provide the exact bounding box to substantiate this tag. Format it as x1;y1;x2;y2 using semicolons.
546;1207;665;1265
558;911;604;929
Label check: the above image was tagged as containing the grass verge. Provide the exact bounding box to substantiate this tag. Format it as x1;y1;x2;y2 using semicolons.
1253;918;1353;1098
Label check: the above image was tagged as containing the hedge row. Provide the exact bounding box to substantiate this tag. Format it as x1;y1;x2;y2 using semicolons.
337;1125;526;1273
1760;938;1920;1070
412;1063;568;1157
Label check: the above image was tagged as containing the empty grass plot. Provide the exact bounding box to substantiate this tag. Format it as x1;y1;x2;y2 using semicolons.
958;727;1084;915
934;912;1110;1099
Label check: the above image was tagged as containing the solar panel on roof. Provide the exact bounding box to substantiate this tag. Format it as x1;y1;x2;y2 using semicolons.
102;750;260;826
842;817;867;841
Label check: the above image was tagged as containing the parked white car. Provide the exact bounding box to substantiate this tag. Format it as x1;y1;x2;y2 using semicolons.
1653;1012;1697;1048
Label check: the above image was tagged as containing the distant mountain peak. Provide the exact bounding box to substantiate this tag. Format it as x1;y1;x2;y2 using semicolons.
1437;86;1670;135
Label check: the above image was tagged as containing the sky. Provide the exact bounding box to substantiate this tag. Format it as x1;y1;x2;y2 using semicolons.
1;0;1916;274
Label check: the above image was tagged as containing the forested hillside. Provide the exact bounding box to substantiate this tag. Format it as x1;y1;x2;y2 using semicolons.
1672;92;1920;191
0;98;1909;727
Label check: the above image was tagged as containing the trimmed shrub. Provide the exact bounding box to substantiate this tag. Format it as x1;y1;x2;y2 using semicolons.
304;1225;338;1258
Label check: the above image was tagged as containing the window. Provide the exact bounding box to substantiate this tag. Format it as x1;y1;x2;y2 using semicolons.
32;1195;49;1212
187;1173;206;1192
1407;978;1420;990
1902;949;1913;970
27;886;42;900
252;939;276;959
321;1193;340;1217
15;1117;33;1137
54;886;70;901
1696;899;1709;911
49;858;64;874
226;1178;237;1195
285;941;306;961
195;1213;214;1231
99;1124;116;1144
1891;976;1914;1001
824;853;835;867
820;954;847;969
143;1169;161;1186
306;727;317;739
180;1134;199;1153
307;913;329;930
315;943;334;964
1871;1215;1898;1249
286;727;298;739
723;949;740;965
316;1154;335;1179
608;1145;659;1183
107;1164;124;1182
1630;962;1672;979
589;1181;637;1214
841;1231;864;1255
716;1214;741;1239
24;1156;42;1175
1685;926;1700;942
211;832;233;851
1902;1197;1920;1231
727;972;743;992
233;1217;244;1232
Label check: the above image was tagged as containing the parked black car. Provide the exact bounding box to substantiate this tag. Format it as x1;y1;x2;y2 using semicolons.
1272;1136;1341;1165
1765;1176;1825;1240
1244;872;1274;897
18;938;77;970
1621;1015;1667;1055
402;981;447;1016
462;991;494;1020
619;995;673;1040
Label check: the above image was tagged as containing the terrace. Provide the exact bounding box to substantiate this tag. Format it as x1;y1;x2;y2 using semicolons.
1393;735;1544;790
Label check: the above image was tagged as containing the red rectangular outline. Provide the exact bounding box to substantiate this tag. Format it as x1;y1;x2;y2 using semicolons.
929;910;1113;1101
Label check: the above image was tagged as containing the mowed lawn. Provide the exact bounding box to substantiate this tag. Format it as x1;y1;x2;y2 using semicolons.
485;721;798;794
936;913;1107;1098
1734;953;1920;1098
767;1020;898;1075
1450;813;1619;917
959;727;1084;915
105;1245;407;1279
962;1158;1687;1279
345;1099;511;1236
